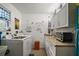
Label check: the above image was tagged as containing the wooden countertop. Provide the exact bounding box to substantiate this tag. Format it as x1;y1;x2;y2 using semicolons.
45;35;75;47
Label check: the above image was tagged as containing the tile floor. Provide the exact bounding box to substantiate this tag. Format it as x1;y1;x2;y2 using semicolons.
31;48;47;56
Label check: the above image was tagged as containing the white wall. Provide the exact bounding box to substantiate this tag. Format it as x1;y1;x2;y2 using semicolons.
0;3;50;48
22;13;50;48
0;3;22;33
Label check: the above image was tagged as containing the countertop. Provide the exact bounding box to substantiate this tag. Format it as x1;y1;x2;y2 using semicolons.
2;38;26;40
45;35;75;47
2;35;32;40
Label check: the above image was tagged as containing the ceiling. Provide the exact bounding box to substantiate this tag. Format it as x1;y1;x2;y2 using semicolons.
12;3;60;14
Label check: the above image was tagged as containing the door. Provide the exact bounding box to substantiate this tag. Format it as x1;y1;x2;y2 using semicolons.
75;7;79;56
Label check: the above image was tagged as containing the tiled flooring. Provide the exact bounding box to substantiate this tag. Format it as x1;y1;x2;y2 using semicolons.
31;48;47;56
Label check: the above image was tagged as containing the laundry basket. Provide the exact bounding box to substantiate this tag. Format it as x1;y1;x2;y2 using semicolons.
34;41;40;50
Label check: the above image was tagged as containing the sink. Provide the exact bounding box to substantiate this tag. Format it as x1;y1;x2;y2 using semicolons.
0;46;8;56
13;36;26;39
13;35;31;39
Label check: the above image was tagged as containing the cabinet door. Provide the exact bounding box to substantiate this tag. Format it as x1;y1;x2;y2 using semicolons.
51;4;68;28
49;47;55;56
45;38;56;56
23;39;31;56
54;13;59;28
45;40;49;55
23;37;32;56
58;4;68;27
51;15;57;29
2;40;23;56
51;13;60;29
55;10;61;28
51;16;54;29
49;43;56;56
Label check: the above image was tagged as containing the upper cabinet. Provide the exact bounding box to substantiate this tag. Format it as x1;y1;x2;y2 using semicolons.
51;3;76;29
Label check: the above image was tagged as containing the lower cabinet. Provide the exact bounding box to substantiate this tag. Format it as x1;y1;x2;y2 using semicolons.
1;36;33;56
2;40;23;56
45;39;56;56
23;37;33;56
45;37;75;56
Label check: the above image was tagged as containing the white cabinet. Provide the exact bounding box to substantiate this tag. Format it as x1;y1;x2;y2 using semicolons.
57;4;68;28
51;15;58;29
45;36;75;56
2;40;23;56
1;36;33;56
51;17;54;29
51;3;75;29
45;38;56;56
23;37;33;56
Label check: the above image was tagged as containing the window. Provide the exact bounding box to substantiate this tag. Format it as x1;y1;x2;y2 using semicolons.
0;7;11;20
0;5;11;30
